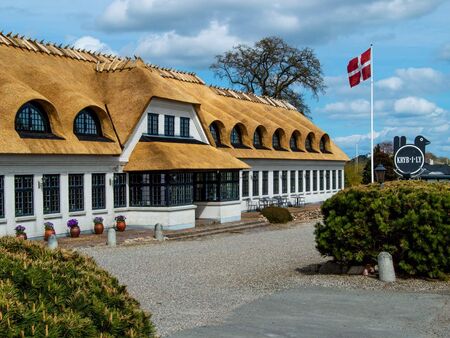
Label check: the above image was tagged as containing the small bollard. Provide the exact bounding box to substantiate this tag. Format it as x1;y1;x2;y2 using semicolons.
107;228;116;247
154;223;164;241
378;251;396;282
47;234;58;250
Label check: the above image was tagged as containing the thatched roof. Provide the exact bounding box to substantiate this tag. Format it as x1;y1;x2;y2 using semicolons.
0;32;348;163
124;142;249;171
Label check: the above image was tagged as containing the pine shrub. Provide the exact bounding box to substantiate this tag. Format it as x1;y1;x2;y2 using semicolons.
0;237;156;337
261;206;293;224
315;181;450;279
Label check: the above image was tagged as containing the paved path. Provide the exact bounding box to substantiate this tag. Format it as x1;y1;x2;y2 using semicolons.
83;222;450;337
170;286;450;338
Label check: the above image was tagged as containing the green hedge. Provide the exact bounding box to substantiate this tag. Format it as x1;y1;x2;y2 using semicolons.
315;181;450;279
0;237;156;337
261;206;293;224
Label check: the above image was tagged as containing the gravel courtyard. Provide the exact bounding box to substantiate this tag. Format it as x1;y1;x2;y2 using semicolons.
83;222;450;337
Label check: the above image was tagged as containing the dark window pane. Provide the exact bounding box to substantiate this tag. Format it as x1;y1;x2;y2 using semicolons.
338;170;343;189
298;170;304;193
242;171;249;197
305;170;311;192
262;171;269;195
253;129;262;147
252;171;259;196
164;115;175;136
326;170;330;190
332;170;337;189
282;171;287;194
148;113;159;135
92;174;106;210
69;174;84;212
74;109;100;135
319;170;324;191
231;127;242;146
273;132;280;149
15;175;34;216
290;170;296;193
313;170;318;192
210;123;220;145
306;134;314;152
180;117;190;137
290;135;297;150
273;171;279;195
15;102;50;133
114;173;127;208
43;174;60;214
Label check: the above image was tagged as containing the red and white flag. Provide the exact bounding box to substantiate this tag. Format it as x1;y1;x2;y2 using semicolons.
347;48;371;87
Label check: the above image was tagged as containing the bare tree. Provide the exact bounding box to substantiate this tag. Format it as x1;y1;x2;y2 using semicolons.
211;37;325;116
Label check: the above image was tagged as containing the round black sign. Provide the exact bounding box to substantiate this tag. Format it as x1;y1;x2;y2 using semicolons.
394;145;424;175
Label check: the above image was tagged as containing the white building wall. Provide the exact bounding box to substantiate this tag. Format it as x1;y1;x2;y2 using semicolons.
239;159;345;211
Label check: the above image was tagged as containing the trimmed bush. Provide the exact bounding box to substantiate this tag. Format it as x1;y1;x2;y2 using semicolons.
315;181;450;279
0;237;156;337
261;206;293;224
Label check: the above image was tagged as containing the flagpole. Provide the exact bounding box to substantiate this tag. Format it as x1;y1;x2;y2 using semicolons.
370;43;374;183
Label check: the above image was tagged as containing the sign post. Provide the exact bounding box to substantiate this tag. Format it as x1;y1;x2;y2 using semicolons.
393;135;429;179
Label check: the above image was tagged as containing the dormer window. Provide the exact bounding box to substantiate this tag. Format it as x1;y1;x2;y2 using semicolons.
210;122;221;145
74;109;101;136
290;134;298;151
253;128;263;148
164;115;175;136
272;130;281;149
15;102;51;134
230;126;242;146
305;133;314;152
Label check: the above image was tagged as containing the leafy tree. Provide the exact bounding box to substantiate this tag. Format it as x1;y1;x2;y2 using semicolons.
211;37;325;116
362;144;396;184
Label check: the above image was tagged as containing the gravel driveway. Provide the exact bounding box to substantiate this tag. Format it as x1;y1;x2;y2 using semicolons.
83;222;450;337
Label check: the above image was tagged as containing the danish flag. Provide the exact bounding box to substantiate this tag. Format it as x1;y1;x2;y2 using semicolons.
347;48;371;87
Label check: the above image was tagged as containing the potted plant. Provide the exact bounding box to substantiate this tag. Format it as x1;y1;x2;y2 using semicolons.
93;216;104;235
44;222;55;241
115;215;127;232
15;225;27;240
67;219;80;238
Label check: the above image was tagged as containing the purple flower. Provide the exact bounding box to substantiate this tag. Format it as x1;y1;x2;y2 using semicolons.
15;225;26;234
115;215;126;222
44;222;54;230
67;219;79;228
93;216;103;224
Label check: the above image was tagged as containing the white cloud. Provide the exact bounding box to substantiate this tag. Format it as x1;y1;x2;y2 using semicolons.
97;0;445;44
134;21;244;68
376;76;403;90
73;36;116;55
394;96;444;116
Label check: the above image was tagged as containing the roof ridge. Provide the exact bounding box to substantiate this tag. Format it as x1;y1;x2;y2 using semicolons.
144;62;205;85
209;85;298;111
0;31;120;64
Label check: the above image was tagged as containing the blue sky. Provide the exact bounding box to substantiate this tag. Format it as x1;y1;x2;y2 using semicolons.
1;0;449;157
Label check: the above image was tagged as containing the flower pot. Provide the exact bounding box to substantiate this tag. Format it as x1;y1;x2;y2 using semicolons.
44;229;56;241
70;226;80;238
94;223;104;235
16;233;27;240
116;221;126;232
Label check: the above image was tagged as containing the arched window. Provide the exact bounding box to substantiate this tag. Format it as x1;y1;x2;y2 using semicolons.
15;102;51;133
290;134;298;151
209;123;221;145
74;109;101;136
253;128;263;147
272;130;281;149
319;135;331;153
305;133;314;152
319;139;325;152
230;126;242;146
